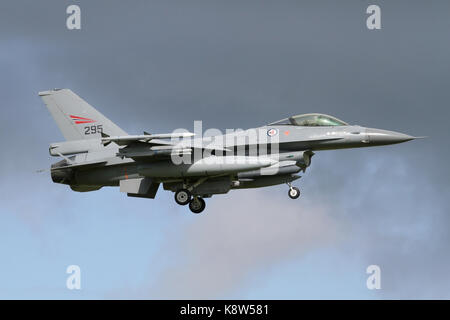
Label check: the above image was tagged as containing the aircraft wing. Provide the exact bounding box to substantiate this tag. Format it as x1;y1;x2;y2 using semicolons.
117;142;231;160
101;132;195;146
106;131;231;160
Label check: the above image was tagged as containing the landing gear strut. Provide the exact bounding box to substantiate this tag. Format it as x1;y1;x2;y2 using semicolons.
174;178;209;213
189;197;206;214
287;183;301;199
174;189;191;205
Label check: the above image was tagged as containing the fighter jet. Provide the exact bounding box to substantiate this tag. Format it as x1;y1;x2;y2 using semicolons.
40;89;419;214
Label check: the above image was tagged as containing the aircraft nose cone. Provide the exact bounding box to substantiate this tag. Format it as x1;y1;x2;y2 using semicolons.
366;128;416;145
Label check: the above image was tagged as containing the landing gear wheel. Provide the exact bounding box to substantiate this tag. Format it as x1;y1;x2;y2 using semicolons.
175;189;191;205
189;197;206;214
288;187;301;199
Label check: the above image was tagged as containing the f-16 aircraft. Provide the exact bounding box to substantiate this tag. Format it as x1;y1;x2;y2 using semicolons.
40;89;419;214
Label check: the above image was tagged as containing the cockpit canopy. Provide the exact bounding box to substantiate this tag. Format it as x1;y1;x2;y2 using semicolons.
269;113;348;127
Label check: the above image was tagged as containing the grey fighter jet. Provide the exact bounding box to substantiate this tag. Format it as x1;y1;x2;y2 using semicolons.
40;89;419;214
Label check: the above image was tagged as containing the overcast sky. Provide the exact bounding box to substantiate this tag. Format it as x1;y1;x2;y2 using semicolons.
0;0;449;299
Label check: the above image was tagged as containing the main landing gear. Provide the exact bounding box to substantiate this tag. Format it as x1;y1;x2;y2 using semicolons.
174;188;206;214
287;183;301;199
174;189;191;206
189;197;206;214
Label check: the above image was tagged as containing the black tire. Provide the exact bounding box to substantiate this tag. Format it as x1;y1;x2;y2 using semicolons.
288;187;300;199
175;189;191;205
189;197;206;214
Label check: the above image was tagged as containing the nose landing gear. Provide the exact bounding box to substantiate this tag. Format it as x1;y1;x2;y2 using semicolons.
287;183;301;199
288;187;300;199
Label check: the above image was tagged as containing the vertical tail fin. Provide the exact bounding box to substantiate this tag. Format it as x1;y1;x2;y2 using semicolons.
39;89;127;141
